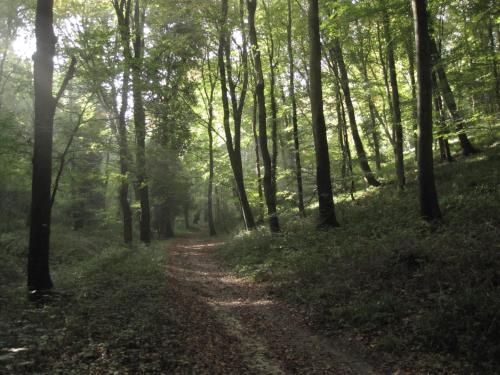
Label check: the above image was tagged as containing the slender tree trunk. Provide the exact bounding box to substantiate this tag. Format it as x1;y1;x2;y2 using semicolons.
247;0;280;233
131;0;150;243
207;93;217;236
405;36;418;158
487;17;500;112
217;0;255;230
287;0;305;217
308;0;339;228
357;53;382;170
377;21;394;134
430;38;479;156
263;3;279;195
332;39;380;187
252;91;265;223
50;106;86;210
432;71;454;163
117;66;133;243
412;0;441;221
327;54;355;196
382;6;405;189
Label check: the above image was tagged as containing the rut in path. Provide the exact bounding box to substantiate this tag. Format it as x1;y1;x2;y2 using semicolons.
165;235;378;375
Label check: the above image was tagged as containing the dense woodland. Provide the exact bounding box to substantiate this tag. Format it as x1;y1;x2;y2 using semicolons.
1;0;499;373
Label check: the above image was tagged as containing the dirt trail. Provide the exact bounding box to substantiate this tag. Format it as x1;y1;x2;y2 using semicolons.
165;234;379;375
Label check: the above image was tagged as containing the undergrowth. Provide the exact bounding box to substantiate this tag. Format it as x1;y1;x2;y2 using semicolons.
217;144;500;373
0;228;180;373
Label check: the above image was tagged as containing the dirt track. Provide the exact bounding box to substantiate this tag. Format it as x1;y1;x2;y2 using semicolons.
165;235;378;374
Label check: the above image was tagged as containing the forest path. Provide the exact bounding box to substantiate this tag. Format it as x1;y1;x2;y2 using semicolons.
165;233;378;375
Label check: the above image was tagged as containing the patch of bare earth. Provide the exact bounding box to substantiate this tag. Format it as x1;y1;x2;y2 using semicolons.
166;235;379;375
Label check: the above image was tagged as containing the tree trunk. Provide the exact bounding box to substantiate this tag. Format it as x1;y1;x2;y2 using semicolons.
382;6;405;189
412;0;441;221
252;91;265;223
28;0;57;292
287;0;305;217
112;0;135;243
217;0;255;230
207;91;217;236
263;3;279;196
131;0;151;243
355;40;382;171
332;39;380;187
327;53;355;196
432;72;454;163
308;0;339;228
117;65;133;243
430;38;479;156
247;0;280;233
487;17;500;112
405;35;418;159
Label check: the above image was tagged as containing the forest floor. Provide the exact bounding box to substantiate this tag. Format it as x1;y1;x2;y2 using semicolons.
1;231;379;375
164;234;378;375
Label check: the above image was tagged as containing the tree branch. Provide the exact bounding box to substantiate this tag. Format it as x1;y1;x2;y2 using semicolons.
53;56;77;107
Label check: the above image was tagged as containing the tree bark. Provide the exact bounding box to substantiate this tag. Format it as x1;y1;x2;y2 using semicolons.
432;72;454;163
430;38;479;156
487;17;500;111
252;91;265;223
131;0;151;243
117;65;133;243
112;0;135;243
405;34;418;158
332;39;380;187
354;31;382;171
204;58;217;236
217;0;256;230
28;0;57;292
308;0;339;228
382;6;405;189
412;0;441;221
247;0;280;233
286;0;305;217
262;2;279;196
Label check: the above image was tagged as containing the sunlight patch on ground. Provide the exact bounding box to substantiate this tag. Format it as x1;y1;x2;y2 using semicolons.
208;299;274;307
177;242;225;250
4;348;28;353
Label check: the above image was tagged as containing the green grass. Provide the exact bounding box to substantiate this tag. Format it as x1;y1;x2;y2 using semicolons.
217;142;500;373
0;227;178;373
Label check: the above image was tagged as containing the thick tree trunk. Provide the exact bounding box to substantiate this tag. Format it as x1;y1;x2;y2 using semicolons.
332;39;380;187
383;7;405;189
217;0;255;230
430;38;479;156
112;0;135;243
287;0;305;217
308;0;339;228
412;0;441;221
247;0;280;233
28;0;57;292
132;0;151;243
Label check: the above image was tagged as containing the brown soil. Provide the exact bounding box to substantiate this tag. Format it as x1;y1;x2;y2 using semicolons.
165;234;379;375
